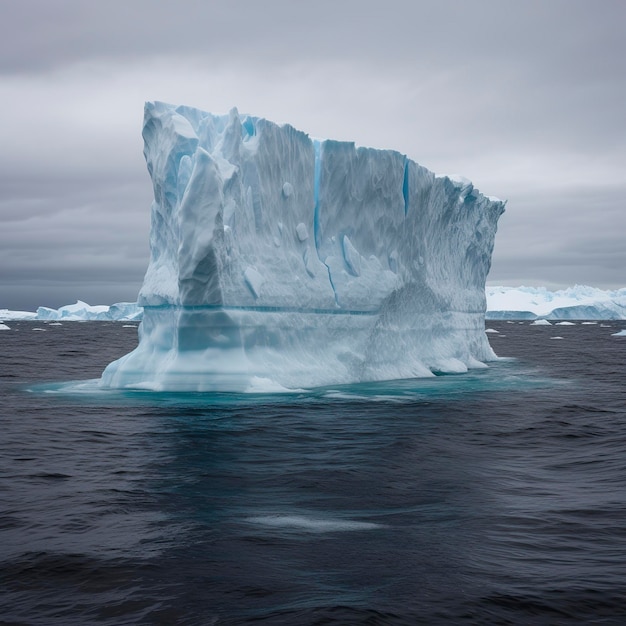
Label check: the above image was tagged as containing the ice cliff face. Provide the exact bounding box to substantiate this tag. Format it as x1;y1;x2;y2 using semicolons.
101;102;505;391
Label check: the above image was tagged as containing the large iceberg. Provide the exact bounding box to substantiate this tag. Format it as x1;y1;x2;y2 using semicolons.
100;102;505;391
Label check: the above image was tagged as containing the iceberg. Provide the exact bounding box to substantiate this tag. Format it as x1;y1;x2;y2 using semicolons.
486;285;626;320
35;301;143;322
0;302;142;322
36;300;109;321
0;309;37;321
96;101;505;391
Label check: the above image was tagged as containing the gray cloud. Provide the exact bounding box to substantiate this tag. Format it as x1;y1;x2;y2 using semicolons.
1;0;625;309
3;1;624;77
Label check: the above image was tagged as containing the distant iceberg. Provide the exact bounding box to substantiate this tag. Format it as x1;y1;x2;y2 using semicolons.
0;309;37;321
98;102;505;391
36;300;109;321
0;301;142;322
486;285;626;320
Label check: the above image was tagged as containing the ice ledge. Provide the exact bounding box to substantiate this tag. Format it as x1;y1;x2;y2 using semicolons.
100;306;496;392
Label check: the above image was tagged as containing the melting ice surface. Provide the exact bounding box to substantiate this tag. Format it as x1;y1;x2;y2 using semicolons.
99;101;505;392
32;357;554;406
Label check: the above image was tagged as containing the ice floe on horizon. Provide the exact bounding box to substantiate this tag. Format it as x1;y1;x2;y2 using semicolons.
485;285;626;320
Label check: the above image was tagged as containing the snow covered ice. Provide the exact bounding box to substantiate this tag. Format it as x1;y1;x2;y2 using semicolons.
486;285;626;320
35;301;141;322
100;101;505;391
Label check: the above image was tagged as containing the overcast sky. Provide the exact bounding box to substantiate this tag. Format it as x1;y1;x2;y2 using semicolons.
1;0;624;310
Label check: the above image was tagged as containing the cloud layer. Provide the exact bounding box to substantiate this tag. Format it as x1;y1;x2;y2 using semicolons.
1;0;624;309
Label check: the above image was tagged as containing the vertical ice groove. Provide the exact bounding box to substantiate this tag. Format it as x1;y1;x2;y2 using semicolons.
313;139;322;250
313;140;340;307
402;158;410;216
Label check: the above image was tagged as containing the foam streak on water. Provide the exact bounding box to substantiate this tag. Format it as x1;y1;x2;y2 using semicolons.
1;321;626;624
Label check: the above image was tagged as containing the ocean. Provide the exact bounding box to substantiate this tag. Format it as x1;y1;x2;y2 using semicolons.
1;320;625;624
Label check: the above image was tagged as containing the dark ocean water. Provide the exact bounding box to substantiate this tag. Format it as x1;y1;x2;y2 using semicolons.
1;320;626;625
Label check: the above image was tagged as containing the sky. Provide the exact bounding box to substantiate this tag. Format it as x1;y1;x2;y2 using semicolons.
1;0;624;310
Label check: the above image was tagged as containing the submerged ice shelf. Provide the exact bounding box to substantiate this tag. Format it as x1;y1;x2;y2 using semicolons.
100;102;505;391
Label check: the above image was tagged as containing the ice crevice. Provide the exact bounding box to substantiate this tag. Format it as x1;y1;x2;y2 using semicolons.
312;139;340;307
402;158;410;216
100;101;505;392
